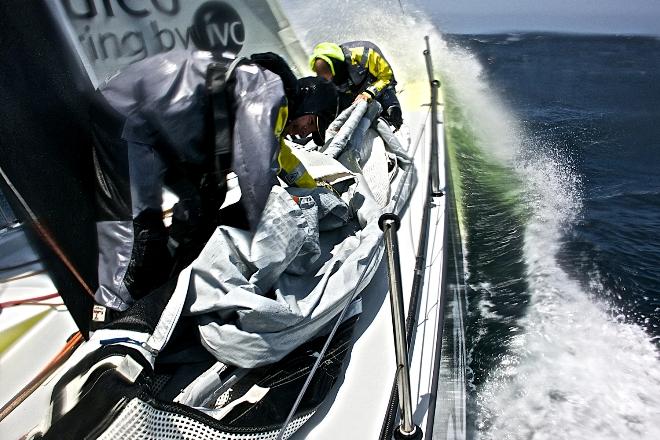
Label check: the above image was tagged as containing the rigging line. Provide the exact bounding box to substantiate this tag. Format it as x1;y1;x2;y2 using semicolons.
276;232;386;440
398;107;432;260
0;165;95;299
14;302;64;308
397;108;430;233
0;293;60;309
425;214;447;268
0;331;83;423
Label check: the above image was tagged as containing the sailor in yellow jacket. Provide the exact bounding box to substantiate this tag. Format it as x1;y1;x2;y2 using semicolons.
310;41;403;130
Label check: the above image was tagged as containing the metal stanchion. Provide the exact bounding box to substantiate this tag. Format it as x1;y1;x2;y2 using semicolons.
379;213;422;440
424;36;444;197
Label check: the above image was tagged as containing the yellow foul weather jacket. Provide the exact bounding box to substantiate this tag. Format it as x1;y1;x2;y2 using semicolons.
310;41;396;100
341;41;395;98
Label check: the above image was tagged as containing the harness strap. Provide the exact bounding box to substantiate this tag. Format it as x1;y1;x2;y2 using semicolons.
341;45;364;87
205;62;233;196
359;46;369;70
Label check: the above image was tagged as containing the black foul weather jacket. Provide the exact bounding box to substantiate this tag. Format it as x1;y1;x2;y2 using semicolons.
92;50;288;311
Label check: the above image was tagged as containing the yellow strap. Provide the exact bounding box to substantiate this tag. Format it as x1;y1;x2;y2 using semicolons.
273;103;288;138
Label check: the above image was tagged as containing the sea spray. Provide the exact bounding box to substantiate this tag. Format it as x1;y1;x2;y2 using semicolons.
442;35;660;439
438;45;532;440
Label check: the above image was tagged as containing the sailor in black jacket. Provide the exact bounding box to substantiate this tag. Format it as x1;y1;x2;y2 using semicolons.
92;51;337;311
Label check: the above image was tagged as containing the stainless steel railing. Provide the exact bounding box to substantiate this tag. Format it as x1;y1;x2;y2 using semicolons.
379;213;420;439
379;35;448;440
424;36;443;197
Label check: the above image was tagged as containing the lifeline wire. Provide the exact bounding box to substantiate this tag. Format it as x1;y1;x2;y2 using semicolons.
276;232;385;440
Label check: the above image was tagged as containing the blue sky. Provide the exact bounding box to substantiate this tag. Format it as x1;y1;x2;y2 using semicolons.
413;0;660;34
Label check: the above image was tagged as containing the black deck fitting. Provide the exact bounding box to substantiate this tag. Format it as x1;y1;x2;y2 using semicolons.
393;424;423;440
378;212;401;231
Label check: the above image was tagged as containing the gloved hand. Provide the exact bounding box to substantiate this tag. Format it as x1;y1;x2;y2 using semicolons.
354;91;373;103
250;52;299;100
385;105;403;132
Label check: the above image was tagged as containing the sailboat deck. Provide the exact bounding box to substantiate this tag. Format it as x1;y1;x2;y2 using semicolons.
293;107;449;438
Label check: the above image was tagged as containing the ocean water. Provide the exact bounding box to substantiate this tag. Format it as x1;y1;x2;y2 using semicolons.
441;33;660;439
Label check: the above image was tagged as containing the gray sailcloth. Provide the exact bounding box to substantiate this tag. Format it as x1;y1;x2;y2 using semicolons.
182;181;384;368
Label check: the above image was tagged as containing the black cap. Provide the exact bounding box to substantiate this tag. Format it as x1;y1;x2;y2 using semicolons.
290;77;338;145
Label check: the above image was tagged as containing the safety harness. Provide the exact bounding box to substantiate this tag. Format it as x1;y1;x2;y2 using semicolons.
205;60;236;204
341;44;370;88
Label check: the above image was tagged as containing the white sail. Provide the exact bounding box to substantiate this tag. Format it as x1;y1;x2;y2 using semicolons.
47;0;310;85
